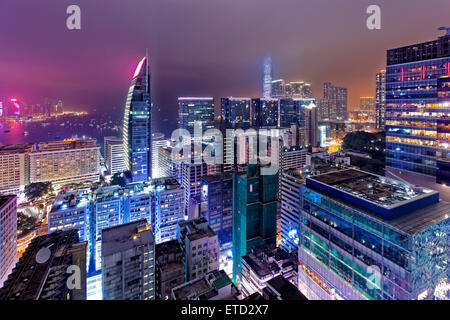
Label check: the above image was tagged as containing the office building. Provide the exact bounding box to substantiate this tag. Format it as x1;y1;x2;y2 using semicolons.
263;56;273;98
178;97;215;135
280;170;304;253
151;132;169;178
104;136;126;175
232;165;278;287
360;96;375;115
0;144;32;195
177;218;220;282
375;70;386;130
318;82;348;121
0;196;17;288
241;245;297;298
102;220;155;300
271;79;286;99
297;169;450;300
123;56;152;182
297;99;319;148
0;230;87;300
252;98;279;127
155;240;185;300
28;139;100;185
221;97;252;128
385;31;450;198
48;188;89;241
154;178;185;244
200;173;233;250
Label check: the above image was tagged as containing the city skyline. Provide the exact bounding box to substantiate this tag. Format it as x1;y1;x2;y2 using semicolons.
2;0;450;132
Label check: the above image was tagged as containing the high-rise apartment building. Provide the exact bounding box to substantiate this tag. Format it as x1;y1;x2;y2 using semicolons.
297;99;319;148
123;56;152;183
385;31;450;197
375;70;386;130
155;240;185;300
360;96;375;115
285;81;313;99
48;188;89;241
0;196;17;288
28;139;100;185
178;97;215;135
0;144;32;195
271;79;286;99
318;82;348;121
104;136;126;175
102;220;155;300
177;218;220;282
154;178;185;244
232;165;278;287
0;230;87;300
297;169;450;300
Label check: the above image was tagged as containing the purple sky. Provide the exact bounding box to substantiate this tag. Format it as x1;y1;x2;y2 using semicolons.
1;0;450;131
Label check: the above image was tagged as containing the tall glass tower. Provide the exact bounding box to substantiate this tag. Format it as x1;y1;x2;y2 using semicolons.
123;56;152;182
263;56;273;98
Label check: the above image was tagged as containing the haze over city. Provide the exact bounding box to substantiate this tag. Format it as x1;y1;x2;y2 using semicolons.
2;0;450;131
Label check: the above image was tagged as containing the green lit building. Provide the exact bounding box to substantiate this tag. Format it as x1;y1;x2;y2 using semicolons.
232;165;278;286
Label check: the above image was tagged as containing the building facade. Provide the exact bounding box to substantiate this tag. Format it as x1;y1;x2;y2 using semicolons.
104;136;127;175
375;70;386;130
385;31;450;192
123;56;152;183
0;196;17;288
297;169;450;300
178;97;215;135
102;220;155;300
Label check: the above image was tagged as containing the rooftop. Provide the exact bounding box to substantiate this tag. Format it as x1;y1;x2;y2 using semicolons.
102;219;154;256
306;169;449;233
0;195;16;209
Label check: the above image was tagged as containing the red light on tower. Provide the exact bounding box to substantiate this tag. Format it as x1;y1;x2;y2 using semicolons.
132;57;146;79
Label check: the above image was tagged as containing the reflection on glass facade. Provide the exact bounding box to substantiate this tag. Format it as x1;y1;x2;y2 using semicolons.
385;33;450;181
298;172;450;300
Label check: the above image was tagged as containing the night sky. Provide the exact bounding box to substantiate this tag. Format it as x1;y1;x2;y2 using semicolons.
1;0;450;132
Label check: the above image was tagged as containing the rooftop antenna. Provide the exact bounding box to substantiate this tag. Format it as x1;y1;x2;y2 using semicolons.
438;27;450;36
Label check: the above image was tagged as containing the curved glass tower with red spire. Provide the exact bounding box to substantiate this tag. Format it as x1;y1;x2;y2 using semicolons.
123;56;152;182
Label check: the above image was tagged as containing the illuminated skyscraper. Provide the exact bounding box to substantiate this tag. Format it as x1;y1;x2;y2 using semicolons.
263;56;273;98
123;56;152;183
0;196;17;288
385;30;450;193
221;97;252;128
375;70;386;130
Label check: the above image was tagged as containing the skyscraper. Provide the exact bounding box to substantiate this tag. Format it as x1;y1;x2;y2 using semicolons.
102;220;155;300
297;169;450;300
178;97;215;135
0;196;17;288
360;96;375;115
123;56;152;183
263;56;273;98
271;79;286;99
385;31;450;196
252;98;279;127
297;99;319;148
318;82;347;121
375;70;386;130
151;132;169;178
232;165;278;287
104;136;127;175
221;97;252;128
